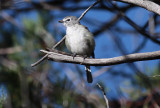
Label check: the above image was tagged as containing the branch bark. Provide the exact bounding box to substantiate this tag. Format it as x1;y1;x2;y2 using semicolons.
41;50;160;66
115;0;160;15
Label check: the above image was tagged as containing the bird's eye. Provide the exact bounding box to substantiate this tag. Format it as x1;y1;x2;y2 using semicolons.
66;19;70;21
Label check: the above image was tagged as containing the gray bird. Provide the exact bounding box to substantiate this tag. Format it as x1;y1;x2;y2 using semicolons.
59;16;95;83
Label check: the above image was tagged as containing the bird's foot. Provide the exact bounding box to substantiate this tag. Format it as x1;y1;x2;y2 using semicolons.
80;55;88;65
72;53;77;60
83;55;88;60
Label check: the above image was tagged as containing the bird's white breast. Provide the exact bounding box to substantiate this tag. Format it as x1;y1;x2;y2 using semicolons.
66;24;89;55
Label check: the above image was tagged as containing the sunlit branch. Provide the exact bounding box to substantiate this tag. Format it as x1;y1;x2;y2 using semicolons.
115;0;160;15
39;50;160;66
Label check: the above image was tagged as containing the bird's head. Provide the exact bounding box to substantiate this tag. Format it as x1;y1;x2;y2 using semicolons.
59;16;79;27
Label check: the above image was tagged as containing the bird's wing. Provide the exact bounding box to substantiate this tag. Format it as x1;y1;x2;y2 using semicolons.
65;35;71;52
85;29;95;58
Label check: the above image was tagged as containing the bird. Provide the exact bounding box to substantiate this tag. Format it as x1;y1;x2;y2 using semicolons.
59;16;95;83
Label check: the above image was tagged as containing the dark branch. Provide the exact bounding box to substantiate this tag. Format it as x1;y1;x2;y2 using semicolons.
121;13;160;45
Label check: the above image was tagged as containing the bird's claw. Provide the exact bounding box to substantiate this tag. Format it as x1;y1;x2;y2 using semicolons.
80;55;88;65
72;53;77;60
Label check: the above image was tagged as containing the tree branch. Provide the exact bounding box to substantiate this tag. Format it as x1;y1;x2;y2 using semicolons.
31;36;66;67
40;50;160;66
97;83;109;108
115;0;160;15
121;13;160;45
77;0;100;21
0;46;22;55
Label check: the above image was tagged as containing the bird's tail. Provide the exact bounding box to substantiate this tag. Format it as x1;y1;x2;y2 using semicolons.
85;65;93;83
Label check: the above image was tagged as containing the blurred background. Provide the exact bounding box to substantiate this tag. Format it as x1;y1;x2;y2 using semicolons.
0;0;160;108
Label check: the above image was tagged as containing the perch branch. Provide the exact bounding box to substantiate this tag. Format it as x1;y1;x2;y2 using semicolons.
40;50;160;66
115;0;160;15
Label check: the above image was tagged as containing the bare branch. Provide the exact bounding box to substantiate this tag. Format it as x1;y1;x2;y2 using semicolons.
31;36;66;67
107;2;160;45
40;50;160;66
149;75;160;77
77;0;100;22
31;54;48;67
97;83;109;108
93;67;112;78
0;46;22;55
121;13;160;45
115;0;160;15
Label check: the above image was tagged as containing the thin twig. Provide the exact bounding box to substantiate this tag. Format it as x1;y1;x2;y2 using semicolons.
97;83;109;108
108;2;160;45
121;13;160;45
93;67;112;78
77;0;100;22
31;36;66;67
51;35;66;49
31;54;48;67
149;75;160;78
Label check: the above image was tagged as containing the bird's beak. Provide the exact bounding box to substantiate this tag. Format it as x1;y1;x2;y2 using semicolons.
58;20;63;23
